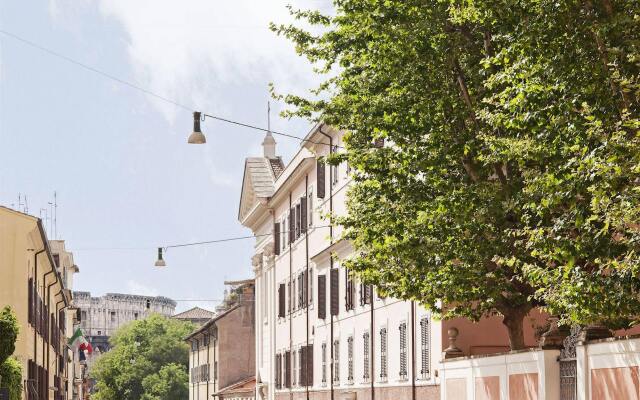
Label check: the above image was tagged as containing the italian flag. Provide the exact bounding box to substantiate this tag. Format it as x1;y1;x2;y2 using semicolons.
68;328;84;346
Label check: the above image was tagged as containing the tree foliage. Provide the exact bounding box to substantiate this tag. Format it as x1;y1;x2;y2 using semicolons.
0;306;21;400
0;306;19;364
140;364;189;400
272;0;640;347
92;314;193;400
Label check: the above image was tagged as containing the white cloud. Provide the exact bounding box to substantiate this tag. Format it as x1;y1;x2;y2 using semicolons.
50;0;329;122
126;279;159;296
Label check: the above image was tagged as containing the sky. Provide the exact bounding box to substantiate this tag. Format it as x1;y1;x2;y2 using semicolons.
0;0;332;312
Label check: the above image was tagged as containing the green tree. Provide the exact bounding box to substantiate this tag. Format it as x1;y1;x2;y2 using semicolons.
140;364;189;400
272;0;640;348
92;314;193;400
0;306;22;400
0;306;19;364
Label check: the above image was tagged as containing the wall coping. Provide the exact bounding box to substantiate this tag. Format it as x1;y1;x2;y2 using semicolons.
440;347;552;363
583;333;640;345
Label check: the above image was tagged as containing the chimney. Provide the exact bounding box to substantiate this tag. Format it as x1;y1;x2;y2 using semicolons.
262;132;276;158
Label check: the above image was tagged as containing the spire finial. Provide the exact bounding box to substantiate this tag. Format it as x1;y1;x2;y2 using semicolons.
263;101;276;158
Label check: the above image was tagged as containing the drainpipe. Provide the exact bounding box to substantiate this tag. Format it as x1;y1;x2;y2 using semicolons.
207;330;210;400
45;270;59;382
411;301;416;400
288;192;293;400
33;248;46;396
305;176;310;400
318;124;334;400
370;294;375;400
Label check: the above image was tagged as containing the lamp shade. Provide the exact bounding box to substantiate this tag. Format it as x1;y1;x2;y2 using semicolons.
155;247;166;267
188;111;206;144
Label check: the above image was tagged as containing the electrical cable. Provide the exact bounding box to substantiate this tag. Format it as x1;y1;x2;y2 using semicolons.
0;28;342;148
71;225;332;251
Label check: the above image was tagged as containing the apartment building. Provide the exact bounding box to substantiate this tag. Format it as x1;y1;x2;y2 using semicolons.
239;127;546;400
0;206;76;400
185;280;256;400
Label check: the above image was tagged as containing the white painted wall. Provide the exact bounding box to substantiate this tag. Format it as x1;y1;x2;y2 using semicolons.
440;349;560;400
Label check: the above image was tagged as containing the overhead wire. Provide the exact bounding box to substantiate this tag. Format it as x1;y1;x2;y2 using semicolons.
0;28;342;148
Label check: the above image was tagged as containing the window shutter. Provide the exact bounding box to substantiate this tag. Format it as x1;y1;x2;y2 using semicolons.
317;159;326;198
278;284;286;318
330;269;339;316
318;275;326;319
274;222;280;256
285;351;292;388
299;346;306;386
28;278;33;324
307;344;314;387
289;208;295;243
300;196;307;233
303;271;309;306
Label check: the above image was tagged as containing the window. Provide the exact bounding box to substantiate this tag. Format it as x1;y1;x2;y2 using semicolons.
321;342;327;385
97;330;101;335
420;317;430;379
134;312;138;320
275;354;282;389
380;328;388;381
363;332;370;382
347;336;354;384
309;269;314;306
203;334;209;346
281;217;286;251
110;311;116;322
288;281;292;314
292;278;297;311
331;145;339;187
81;310;87;322
360;283;371;306
399;322;408;379
345;270;355;311
333;340;340;384
307;187;314;227
295;203;302;239
293;348;298;386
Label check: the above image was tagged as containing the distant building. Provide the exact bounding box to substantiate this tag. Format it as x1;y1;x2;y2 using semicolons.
185;280;256;400
73;291;176;352
172;306;215;327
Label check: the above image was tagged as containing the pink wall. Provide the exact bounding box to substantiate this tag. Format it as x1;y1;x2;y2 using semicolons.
442;309;549;355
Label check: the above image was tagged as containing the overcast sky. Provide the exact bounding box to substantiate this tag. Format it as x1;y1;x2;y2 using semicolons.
0;0;331;312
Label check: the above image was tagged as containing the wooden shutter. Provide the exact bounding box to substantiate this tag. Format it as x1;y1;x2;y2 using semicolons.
318;275;326;319
299;346;306;386
317;160;325;198
300;196;307;234
303;271;309;306
275;354;281;388
28;278;33;324
306;344;314;386
289;208;295;243
278;284;286;318
330;269;339;316
274;222;280;256
285;351;292;388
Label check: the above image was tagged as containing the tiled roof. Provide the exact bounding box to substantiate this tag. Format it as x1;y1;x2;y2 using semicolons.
215;377;256;395
269;157;285;178
172;307;215;320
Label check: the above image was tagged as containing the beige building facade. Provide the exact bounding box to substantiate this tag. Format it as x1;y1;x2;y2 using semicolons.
0;206;78;400
186;281;256;400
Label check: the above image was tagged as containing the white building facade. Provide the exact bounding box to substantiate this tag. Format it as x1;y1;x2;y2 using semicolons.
239;126;443;400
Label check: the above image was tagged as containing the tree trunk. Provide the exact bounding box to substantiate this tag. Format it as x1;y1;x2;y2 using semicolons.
501;306;531;350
